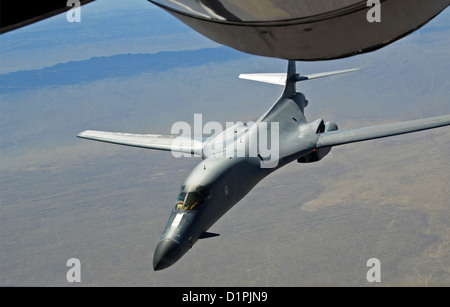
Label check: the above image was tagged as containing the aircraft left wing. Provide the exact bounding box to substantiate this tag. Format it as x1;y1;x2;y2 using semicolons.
77;130;203;155
316;115;450;149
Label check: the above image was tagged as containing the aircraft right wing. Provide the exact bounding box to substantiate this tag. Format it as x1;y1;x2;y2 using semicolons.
77;130;203;155
316;115;450;148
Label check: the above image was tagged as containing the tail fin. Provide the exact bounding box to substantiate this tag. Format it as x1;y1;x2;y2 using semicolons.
287;60;297;82
285;60;298;96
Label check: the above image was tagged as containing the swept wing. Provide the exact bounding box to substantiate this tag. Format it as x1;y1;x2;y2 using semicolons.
77;130;203;155
316;115;450;148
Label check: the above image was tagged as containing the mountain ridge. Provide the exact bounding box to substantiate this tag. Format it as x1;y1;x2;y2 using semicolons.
0;47;250;94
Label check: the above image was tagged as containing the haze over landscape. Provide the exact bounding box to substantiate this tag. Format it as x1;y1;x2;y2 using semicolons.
1;0;449;286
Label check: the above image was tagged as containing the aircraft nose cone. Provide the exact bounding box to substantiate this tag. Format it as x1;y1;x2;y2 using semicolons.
153;238;182;271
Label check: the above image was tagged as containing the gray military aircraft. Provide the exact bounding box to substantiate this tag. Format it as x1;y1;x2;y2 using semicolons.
78;61;450;270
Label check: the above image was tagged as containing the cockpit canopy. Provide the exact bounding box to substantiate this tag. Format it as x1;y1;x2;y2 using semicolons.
174;186;211;211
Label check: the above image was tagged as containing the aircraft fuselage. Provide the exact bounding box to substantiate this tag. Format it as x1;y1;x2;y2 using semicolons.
153;90;320;270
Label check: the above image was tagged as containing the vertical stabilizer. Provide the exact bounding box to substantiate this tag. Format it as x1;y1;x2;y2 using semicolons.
283;60;297;97
287;60;297;80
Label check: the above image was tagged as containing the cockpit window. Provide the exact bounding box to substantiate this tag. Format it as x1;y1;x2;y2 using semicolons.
174;191;203;211
175;192;186;211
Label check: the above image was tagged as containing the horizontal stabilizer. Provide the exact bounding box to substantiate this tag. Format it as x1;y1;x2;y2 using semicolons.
239;73;287;85
239;68;360;86
77;130;203;155
316;115;450;148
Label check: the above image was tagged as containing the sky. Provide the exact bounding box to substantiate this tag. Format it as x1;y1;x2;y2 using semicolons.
0;0;218;74
0;1;449;287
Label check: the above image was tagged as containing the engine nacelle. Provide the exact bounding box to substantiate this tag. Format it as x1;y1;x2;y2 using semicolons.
297;121;338;163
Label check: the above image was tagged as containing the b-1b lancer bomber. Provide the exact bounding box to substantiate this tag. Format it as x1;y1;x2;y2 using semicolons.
78;61;450;270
